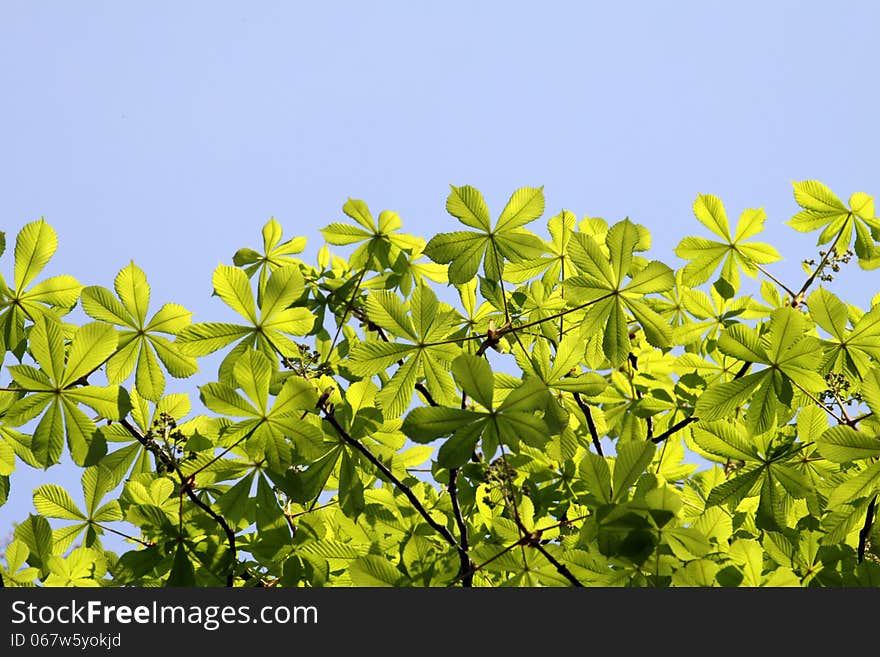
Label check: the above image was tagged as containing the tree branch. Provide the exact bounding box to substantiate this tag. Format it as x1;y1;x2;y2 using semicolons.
120;418;238;587
573;392;604;456
651;416;698;444
858;495;876;564
321;409;467;562
448;468;474;586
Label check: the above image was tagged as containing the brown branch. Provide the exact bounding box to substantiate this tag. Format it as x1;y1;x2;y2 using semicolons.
448;468;474;586
627;353;653;440
796;219;850;300
530;540;584;587
651;416;698;444
321;409;466;558
858;495;876;564
573;392;604;456
120;418;238;587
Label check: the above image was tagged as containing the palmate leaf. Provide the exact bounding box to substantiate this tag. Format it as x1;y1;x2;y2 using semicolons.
5;315;128;467
176;263;315;381
402;354;550;468
675;194;781;293
787;181;880;268
233;217;308;301
320;199;425;272
199;349;319;475
425;185;547;285
0;219;82;358
563;219;674;366
695;308;825;434
808;288;880;378
349;284;462;418
82;262;197;400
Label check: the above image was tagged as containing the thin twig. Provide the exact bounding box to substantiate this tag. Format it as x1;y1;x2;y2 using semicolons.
858;495;876;563
573;392;604;456
754;263;798;299
651;416;698;444
448;468;474;586
120;418;238;587
797;220;850;300
627;353;653;439
321;409;464;555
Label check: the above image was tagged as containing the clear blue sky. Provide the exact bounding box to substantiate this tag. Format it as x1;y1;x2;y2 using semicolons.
2;1;879;545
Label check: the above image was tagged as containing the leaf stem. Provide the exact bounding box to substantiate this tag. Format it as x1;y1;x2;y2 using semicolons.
797;218;850;300
754;263;797;300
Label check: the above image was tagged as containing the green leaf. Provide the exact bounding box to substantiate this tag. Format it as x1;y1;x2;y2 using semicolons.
14;514;55;573
33;484;86;521
375;355;420;420
606;219;639;285
167;543;196;587
861;368;880;416
603;299;630;366
320;223;371;246
349;555;403;587
114;261;151;328
175;322;252;356
690;421;757;461
402;407;478;443
706;466;763;508
81;285;135;327
145;303;192;334
793;180;848;214
14;218;57;291
567;233;615;289
149;335;198;378
695;371;766;421
212;264;257;324
612;441;656;502
23;275;83;308
347;341;419;376
623;260;674;295
200;383;259;418
627;299;672;348
693;194;731;241
61;322;118;387
827;462;880;508
28;313;65;385
496;186;545;232
497;377;550;413
437;421;484;469
342;198;376;231
66;385;131;420
254;474;291;555
260;265;305;320
135;341;165;401
271;377;318;416
234;349;273;416
8;364;53;391
815;426;880;463
451;353;494;409
808;287;848;340
31;398;65;468
366;291;416;341
446;184;491;231
578;452;612;504
424;231;487;285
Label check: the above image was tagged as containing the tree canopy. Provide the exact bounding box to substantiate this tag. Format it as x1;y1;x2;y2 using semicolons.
1;180;880;587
